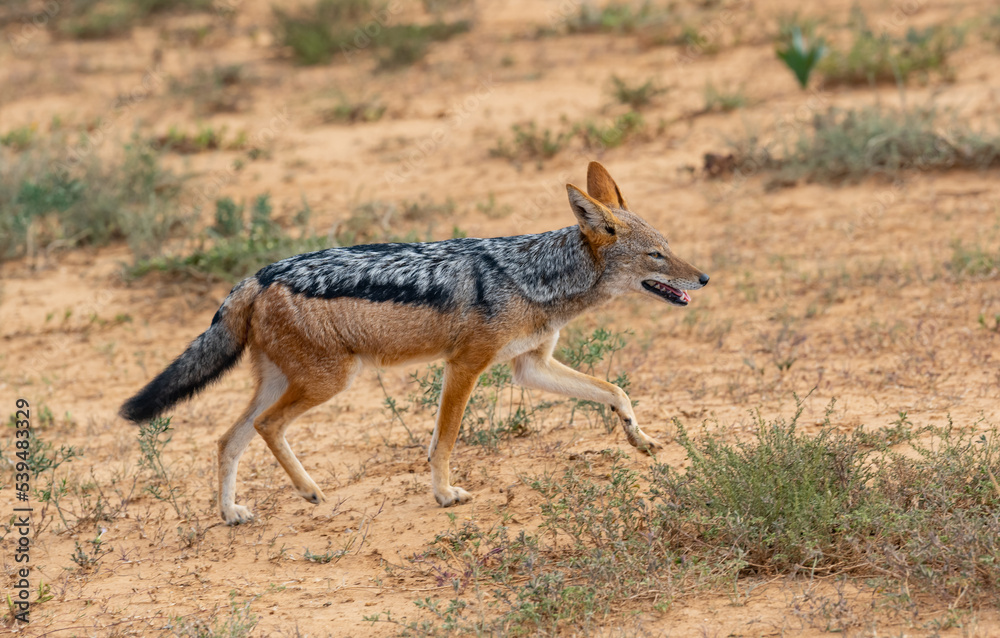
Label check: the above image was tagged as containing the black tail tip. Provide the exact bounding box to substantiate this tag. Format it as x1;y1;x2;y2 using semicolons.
119;398;156;424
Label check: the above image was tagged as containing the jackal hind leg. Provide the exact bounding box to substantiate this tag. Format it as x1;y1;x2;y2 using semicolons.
512;339;663;454
217;354;288;525
253;356;360;506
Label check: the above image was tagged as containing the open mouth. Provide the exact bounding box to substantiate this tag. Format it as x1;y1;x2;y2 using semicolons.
642;280;691;306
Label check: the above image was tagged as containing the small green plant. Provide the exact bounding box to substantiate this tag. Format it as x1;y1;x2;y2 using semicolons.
303;547;345;564
0;125;36;151
8;403;55;431
16;431;82;533
249;193;276;236
401;196;455;222
476;193;513;219
137;417;189;518
23;435;80;478
776;26;826;88
212;197;244;238
407;363;537;451
374;22;472;71
608;75;667;110
320;94;387;124
566;2;655;34
152;125;242;154
490;122;573;162
335;200;405;246
169;593;259;638
703;82;747;112
978;313;1000;333
70;534;110;571
577;112;645;150
949;240;999;279
988;9;1000;47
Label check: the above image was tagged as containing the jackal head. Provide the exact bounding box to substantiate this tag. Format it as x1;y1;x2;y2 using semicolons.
566;162;709;307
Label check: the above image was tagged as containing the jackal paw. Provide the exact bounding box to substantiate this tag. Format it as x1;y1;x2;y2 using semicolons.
633;433;664;455
297;485;326;505
221;504;254;525
434;485;473;507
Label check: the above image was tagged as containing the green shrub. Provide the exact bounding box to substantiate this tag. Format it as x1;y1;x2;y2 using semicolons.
54;0;212;40
491;113;646;163
732;106;1000;184
0;134;186;262
212;197;244;238
0;126;37;151
819;17;962;86
565;2;656;34
608;75;667;110
273;0;469;68
576;112;645;150
386;409;1000;634
489;122;573;162
375;21;471;71
949;240;1000;279
127;194;323;281
273;0;374;65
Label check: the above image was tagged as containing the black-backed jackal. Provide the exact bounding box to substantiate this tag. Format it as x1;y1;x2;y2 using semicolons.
121;162;709;524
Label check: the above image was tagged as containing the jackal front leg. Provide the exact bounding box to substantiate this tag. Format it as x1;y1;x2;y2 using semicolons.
428;361;485;506
512;342;662;454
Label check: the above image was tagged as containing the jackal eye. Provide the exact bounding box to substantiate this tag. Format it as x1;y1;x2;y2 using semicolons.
648;251;664;259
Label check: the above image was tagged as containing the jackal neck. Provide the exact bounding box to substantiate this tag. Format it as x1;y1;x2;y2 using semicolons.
493;225;604;309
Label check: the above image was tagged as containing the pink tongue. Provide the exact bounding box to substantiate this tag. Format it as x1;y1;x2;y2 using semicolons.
680;290;691;303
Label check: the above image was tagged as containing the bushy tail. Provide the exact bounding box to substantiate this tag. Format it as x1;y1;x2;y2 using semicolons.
120;279;259;423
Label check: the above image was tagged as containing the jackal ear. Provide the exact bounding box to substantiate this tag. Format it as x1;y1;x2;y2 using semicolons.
567;184;621;241
587;161;630;210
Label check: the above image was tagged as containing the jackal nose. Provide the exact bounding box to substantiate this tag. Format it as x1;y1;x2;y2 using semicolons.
699;273;710;286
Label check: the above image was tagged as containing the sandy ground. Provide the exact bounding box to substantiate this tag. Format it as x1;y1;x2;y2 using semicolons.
2;0;1000;635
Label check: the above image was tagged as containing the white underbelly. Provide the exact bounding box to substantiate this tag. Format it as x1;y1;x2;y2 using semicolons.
491;331;555;364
